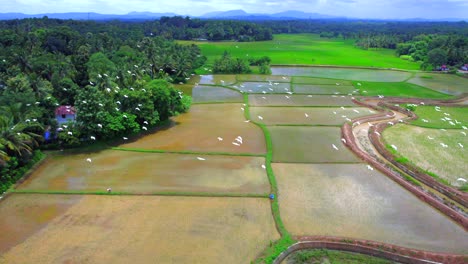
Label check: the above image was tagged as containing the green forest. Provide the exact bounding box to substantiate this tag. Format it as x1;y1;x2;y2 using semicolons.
0;16;467;193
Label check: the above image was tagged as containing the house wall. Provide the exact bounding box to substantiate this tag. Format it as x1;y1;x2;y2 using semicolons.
56;114;76;124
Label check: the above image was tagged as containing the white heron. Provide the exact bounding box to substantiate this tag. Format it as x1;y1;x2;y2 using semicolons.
332;144;339;150
232;142;240;146
461;131;466;136
457;178;467;183
458;143;464;148
261;164;266;169
196;157;206;161
123;137;128;140
258;116;264;120
367;165;374;171
305;113;309;118
142;126;147;131
244;120;251;123
427;136;434;140
374;131;381;136
217;137;223;141
67;131;73;135
341;138;347;144
90;136;96;140
97;124;103;128
391;144;398;150
86;158;92;163
143;121;148;125
353;109;360;113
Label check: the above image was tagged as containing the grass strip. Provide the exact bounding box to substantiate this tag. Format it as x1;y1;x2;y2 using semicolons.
244;93;296;263
10;189;269;198
111;147;265;157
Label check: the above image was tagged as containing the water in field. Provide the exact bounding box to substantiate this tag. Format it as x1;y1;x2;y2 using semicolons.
249;94;356;107
293;84;357;95
230;81;291;93
195;74;237;85
272;66;411;82
18;151;270;194
408;73;468;95
120;104;266;154
237;74;291;83
249;107;375;126
270;126;361;163
192;85;242;103
293;76;353;86
274;163;468;254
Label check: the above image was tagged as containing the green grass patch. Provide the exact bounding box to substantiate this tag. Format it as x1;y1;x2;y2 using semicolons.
254;235;295;264
409;106;468;129
179;34;421;70
355;81;452;99
288;249;396;264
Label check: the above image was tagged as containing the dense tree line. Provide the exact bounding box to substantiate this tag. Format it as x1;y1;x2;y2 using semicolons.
0;17;206;192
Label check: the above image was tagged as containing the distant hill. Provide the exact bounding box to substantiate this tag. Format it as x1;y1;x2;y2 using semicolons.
0;10;465;21
0;12;177;21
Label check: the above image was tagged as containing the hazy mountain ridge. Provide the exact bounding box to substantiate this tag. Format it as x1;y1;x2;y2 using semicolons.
0;10;465;21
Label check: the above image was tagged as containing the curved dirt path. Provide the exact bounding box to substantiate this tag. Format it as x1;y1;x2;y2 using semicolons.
341;95;468;230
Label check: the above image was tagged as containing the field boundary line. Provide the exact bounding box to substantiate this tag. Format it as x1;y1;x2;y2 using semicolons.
111;147;266;157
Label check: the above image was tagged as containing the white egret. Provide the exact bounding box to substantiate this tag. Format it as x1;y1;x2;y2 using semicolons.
367;165;374;171
67;131;73;135
341;138;346;144
197;157;206;161
427;136;434;140
458;143;464;148
261;164;266;169
123;137;128;140
217;137;223;141
232;142;240;146
142;126;147;131
97;124;103;128
332;144;339;150
90;136;96;140
258;116;263;120
305;113;309;118
391;145;398;150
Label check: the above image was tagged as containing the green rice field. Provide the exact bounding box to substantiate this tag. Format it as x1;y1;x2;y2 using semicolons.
179;34;421;70
409;106;468;129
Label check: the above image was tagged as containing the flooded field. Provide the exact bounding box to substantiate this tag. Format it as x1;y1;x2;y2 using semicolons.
383;125;468;187
194;74;237;85
0;195;279;263
120;104;266;154
273;163;468;253
293;84;357;95
192;85;242;103
249;107;375;125
292;76;353;86
270;126;361;163
18;151;269;194
237;74;291;82
249;94;356;107
272;67;411;82
230;81;291;93
408;73;468;95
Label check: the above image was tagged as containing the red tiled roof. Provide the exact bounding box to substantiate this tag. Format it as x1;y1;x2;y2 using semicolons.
55;105;76;115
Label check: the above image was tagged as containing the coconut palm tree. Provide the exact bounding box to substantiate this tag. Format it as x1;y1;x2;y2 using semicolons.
0;114;43;164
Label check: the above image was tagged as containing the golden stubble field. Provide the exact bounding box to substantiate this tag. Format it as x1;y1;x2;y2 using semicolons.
120;104;266;154
0;195;279;264
18;151;270;194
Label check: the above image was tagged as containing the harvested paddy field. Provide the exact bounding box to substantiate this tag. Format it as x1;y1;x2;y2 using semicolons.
249;107;375;126
273;163;468;253
18;151;269;194
270;126;360;163
120;104;266;154
271;67;412;82
383;125;467;187
192;85;242;103
292;84;357;95
0;195;279;263
408;73;468;95
249;94;356;107
230;81;291;94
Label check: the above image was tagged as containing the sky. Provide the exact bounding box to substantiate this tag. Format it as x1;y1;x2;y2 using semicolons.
2;0;468;19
